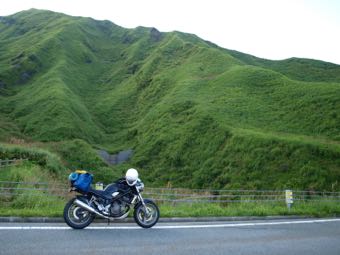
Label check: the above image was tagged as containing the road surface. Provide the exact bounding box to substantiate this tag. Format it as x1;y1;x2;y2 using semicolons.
0;218;339;255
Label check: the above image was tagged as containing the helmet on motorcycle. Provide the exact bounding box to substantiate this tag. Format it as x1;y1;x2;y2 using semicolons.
125;168;139;186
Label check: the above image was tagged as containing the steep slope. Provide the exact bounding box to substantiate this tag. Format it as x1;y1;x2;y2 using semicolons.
0;9;339;190
0;10;107;142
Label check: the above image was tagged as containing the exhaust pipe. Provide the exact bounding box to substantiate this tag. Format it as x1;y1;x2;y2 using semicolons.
74;199;110;219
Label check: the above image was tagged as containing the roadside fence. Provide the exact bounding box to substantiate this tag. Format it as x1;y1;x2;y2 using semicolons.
0;181;339;209
0;159;27;168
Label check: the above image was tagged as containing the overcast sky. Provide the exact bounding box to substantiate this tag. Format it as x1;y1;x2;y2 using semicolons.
1;0;340;64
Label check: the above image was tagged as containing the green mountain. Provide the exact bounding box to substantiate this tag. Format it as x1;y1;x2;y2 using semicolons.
0;9;339;190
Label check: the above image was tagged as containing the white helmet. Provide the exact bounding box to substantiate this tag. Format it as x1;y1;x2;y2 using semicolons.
125;168;139;186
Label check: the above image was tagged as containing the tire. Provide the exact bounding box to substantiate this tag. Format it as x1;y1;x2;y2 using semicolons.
63;198;95;229
134;200;159;228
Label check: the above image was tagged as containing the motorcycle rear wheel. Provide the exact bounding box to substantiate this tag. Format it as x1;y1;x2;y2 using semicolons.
134;200;159;228
64;198;95;229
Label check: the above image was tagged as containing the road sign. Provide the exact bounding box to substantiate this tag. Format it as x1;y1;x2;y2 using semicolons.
285;189;293;209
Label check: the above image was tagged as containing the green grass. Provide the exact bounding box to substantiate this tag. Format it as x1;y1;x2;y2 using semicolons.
48;139;124;183
0;162;338;218
1;200;339;218
225;49;340;83
0;143;65;173
0;207;64;217
132;112;340;190
159;201;340;218
0;163;67;217
0;9;339;192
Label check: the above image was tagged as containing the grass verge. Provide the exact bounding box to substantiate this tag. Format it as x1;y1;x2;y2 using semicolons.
159;201;340;218
0;201;339;218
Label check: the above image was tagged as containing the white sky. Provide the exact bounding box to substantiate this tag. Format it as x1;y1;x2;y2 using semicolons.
1;0;340;64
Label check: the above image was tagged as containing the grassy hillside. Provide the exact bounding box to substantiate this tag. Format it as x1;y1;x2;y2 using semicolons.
225;49;340;83
0;9;339;191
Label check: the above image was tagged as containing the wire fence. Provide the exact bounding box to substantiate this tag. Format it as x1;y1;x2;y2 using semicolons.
0;159;27;168
144;188;340;203
1;181;340;209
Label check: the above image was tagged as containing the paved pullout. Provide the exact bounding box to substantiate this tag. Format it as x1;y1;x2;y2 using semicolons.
0;219;339;255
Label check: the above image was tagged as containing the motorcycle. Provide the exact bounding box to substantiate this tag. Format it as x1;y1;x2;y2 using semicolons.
63;168;159;229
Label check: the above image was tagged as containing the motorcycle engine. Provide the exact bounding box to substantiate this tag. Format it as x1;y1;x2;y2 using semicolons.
110;200;129;217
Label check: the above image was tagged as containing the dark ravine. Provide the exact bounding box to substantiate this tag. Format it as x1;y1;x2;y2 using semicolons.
98;149;133;165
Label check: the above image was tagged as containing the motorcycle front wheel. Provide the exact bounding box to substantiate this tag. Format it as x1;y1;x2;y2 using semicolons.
134;200;159;228
63;198;95;229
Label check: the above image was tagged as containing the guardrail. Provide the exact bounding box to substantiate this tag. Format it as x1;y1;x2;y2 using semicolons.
0;181;339;207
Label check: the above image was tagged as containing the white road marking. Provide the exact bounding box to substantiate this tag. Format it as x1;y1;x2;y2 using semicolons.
0;219;339;230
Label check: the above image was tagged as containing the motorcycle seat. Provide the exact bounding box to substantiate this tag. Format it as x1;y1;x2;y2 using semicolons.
88;184;119;200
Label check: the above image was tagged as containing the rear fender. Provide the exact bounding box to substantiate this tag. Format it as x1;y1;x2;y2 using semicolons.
76;195;90;204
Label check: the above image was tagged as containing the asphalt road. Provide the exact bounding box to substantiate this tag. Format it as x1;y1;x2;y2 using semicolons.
0;219;339;255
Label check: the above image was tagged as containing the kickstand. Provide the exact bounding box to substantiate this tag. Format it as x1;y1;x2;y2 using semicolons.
107;219;110;226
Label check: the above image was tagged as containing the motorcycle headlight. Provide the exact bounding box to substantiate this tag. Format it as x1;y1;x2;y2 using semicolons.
136;180;144;192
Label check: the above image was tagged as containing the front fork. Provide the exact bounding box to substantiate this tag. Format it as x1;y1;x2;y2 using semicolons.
136;192;151;216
